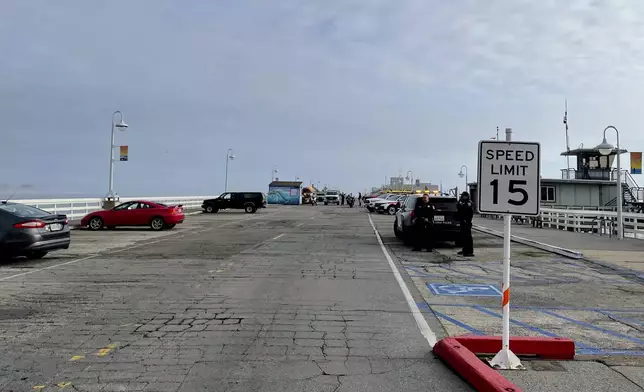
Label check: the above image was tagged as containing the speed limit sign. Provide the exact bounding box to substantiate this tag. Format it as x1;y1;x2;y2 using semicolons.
477;141;541;216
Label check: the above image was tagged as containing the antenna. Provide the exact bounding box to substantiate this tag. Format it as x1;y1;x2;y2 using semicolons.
1;191;16;204
564;100;571;175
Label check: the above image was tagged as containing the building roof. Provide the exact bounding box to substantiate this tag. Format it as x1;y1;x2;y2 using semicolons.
269;181;303;187
560;148;628;156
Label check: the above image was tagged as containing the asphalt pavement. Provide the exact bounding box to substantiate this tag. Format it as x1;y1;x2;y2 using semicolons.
0;206;470;392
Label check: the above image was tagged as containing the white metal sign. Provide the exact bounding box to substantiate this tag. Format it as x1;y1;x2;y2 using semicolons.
477;141;541;216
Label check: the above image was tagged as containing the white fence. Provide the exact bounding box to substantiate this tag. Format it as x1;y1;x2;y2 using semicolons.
11;196;216;220
537;208;644;239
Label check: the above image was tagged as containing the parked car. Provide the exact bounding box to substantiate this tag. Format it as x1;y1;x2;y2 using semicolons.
367;194;400;212
0;201;71;259
202;192;266;213
394;195;460;245
81;200;184;231
375;195;407;215
324;190;341;205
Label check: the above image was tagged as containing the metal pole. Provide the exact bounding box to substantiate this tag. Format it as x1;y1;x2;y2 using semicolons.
604;126;623;239
490;127;523;370
107;111;122;199
460;165;468;193
225;149;232;192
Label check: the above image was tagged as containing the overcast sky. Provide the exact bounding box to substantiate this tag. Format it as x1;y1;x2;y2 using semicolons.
2;0;644;198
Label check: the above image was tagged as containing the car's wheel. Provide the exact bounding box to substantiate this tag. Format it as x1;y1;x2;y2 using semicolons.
150;217;165;231
387;205;396;215
394;221;402;239
324;202;328;205
27;251;48;260
205;205;217;213
165;224;176;229
88;217;104;231
244;203;257;213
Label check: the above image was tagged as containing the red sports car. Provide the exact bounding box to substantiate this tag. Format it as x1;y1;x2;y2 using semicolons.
81;200;184;231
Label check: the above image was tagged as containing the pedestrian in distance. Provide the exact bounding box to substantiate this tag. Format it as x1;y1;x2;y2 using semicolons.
457;191;474;257
358;192;362;206
341;193;345;206
412;193;436;252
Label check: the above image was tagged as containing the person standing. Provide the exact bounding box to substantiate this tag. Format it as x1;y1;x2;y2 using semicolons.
457;191;474;257
358;192;362;206
341;193;345;206
412;194;436;252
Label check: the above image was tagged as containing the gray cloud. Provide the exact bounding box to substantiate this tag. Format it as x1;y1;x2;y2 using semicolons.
1;0;644;197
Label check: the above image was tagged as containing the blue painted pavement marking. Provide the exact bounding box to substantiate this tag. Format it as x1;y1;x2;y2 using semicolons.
537;309;644;345
428;283;502;297
416;302;485;335
471;305;596;350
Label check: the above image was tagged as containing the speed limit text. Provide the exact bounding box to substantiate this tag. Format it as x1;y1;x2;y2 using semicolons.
485;149;536;176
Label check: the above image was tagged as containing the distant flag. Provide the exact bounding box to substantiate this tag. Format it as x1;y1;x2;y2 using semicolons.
564;100;570;152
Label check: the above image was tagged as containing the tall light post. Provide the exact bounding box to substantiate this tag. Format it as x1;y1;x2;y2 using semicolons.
272;166;279;182
596;126;623;239
106;111;128;199
458;165;468;193
405;170;414;192
224;148;235;192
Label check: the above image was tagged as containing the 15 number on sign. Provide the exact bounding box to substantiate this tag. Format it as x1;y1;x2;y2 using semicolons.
489;179;528;206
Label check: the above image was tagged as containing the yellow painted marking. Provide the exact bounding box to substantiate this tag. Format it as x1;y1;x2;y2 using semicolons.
57;381;72;388
216;269;224;273
70;355;85;361
33;386;46;390
107;342;119;349
96;348;111;356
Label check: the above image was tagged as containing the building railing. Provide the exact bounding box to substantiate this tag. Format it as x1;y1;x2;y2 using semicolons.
9;196;216;220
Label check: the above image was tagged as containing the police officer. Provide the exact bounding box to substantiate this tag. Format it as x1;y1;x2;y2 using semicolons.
412;193;436;252
457;191;474;257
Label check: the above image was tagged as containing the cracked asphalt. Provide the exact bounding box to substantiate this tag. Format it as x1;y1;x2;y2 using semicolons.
0;206;471;392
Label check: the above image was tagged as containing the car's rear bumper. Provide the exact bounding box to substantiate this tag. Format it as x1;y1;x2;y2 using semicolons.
166;215;185;224
2;232;71;254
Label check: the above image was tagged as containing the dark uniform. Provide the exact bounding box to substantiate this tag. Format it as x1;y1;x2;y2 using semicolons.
457;192;474;256
412;197;436;252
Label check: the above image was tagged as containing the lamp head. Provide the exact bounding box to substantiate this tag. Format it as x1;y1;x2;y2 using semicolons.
458;171;465;178
115;120;128;129
596;137;614;156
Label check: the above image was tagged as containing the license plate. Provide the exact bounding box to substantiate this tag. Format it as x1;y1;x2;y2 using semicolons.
48;223;63;231
434;215;445;222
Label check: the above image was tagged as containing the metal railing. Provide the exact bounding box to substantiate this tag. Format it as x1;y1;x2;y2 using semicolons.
538;208;644;239
9;196;216;220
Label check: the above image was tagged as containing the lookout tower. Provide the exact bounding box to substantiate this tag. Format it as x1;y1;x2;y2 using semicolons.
560;146;627;180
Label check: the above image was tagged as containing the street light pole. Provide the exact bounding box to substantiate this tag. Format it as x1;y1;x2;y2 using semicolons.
596;126;623;239
272;166;279;182
225;148;235;192
406;170;414;192
106;111;128;199
458;165;468;193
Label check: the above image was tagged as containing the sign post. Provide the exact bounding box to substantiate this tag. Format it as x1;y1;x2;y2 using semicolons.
477;128;540;370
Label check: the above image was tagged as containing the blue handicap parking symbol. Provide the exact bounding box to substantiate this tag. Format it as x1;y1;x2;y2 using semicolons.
427;283;502;297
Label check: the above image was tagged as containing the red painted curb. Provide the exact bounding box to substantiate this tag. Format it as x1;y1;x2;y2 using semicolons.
455;336;576;360
433;337;522;392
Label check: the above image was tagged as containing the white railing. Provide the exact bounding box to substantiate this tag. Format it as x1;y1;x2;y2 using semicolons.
10;196;216;220
539;208;644;239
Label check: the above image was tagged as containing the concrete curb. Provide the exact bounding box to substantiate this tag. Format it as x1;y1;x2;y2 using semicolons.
433;335;576;392
473;224;584;259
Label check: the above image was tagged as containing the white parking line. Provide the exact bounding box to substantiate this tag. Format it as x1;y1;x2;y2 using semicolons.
0;208;289;282
271;233;285;241
295;222;304;228
367;214;437;347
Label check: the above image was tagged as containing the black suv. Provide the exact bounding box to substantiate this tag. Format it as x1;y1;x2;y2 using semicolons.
394;195;461;245
202;192;267;214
